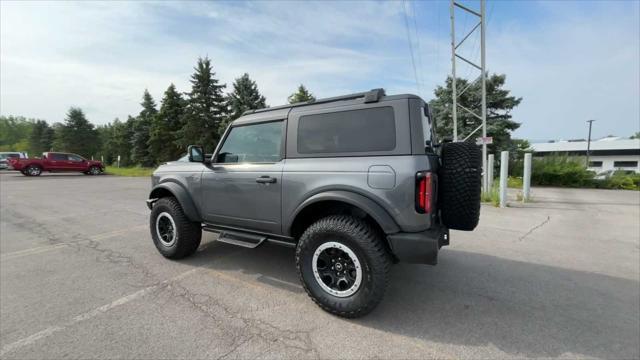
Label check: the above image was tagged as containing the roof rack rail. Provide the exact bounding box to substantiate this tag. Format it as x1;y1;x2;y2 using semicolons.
244;88;386;115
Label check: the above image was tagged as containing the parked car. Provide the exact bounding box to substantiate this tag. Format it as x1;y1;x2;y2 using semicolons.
8;152;104;176
147;89;481;317
0;152;28;170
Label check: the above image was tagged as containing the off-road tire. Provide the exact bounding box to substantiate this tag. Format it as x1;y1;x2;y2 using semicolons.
439;141;481;230
150;197;202;259
296;215;391;318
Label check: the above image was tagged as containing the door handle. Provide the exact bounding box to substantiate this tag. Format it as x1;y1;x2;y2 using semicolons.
256;176;277;184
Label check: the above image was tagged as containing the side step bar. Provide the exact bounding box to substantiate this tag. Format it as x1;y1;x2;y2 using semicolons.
202;224;296;249
217;230;266;248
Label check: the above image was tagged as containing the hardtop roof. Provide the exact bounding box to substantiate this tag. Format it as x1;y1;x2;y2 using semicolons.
233;89;423;126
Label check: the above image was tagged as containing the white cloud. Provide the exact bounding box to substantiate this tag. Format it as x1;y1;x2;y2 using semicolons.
1;0;638;141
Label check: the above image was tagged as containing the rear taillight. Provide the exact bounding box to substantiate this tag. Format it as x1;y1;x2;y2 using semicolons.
415;172;432;214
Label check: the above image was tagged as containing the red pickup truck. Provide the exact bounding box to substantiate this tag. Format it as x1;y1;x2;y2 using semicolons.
8;152;104;176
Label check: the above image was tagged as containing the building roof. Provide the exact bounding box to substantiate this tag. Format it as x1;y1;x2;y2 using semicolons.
530;138;640;153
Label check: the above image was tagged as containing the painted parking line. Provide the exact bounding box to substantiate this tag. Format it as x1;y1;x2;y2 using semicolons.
0;225;147;261
0;268;199;357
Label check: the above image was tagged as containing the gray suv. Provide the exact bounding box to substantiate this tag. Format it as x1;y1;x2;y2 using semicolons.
147;89;481;317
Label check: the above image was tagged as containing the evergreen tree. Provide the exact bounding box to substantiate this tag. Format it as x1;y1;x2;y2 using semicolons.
28;120;53;155
178;57;226;151
101;117;135;166
429;74;522;153
288;84;315;104
149;83;186;163
55;107;100;157
220;73;267;135
96;123;115;164
131;89;157;167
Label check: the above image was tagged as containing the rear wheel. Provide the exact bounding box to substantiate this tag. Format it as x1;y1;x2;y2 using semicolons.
26;165;42;176
150;197;202;259
296;215;391;318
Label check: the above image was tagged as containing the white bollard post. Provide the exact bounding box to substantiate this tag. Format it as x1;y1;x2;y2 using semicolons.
487;154;494;190
117;155;121;168
101;155;104;163
523;153;532;202
499;151;509;208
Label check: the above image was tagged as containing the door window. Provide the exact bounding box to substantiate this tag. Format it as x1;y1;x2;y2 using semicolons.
50;153;67;161
216;121;283;163
67;154;84;162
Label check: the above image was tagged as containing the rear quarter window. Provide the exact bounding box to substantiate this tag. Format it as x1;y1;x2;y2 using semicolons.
297;107;396;154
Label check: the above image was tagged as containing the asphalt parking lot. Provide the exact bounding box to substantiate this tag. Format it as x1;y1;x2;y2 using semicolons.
1;171;639;359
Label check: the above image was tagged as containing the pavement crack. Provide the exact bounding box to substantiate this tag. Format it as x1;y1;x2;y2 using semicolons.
518;215;551;241
162;282;319;359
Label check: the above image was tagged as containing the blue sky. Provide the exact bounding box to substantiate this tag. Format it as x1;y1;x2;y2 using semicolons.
1;0;638;141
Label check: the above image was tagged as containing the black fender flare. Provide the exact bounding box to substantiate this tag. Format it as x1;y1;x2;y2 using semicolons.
286;190;400;236
148;182;201;222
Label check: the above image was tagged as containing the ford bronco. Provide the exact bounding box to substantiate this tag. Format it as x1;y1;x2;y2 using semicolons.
147;89;481;317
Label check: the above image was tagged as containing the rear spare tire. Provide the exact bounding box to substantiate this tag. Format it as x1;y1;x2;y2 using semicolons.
439;142;481;231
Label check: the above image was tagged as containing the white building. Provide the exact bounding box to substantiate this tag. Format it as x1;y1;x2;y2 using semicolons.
530;137;640;173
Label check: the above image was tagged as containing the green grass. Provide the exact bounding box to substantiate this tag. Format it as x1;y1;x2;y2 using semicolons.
481;181;500;207
105;166;154;177
507;176;523;188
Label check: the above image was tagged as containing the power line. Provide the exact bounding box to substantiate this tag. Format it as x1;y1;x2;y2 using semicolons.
402;0;422;96
411;0;426;95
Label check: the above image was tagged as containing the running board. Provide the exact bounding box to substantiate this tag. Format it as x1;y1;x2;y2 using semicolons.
216;230;266;248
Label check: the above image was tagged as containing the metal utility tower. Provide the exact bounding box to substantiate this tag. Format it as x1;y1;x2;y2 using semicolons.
450;0;488;192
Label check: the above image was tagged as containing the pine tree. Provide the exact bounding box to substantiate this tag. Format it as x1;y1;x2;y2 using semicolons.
131;89;157;167
29;120;53;155
429;74;522;152
55;107;100;157
220;73;267;135
178;57;227;151
288;84;315;104
149;84;186;163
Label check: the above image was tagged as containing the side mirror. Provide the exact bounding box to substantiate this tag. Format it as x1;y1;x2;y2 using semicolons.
187;145;205;163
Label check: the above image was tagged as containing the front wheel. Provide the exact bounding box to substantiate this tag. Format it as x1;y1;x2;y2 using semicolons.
88;166;101;175
150;197;202;259
296;215;391;318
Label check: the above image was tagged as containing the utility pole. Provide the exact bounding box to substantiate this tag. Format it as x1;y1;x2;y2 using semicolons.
450;0;488;191
450;1;458;142
586;119;595;167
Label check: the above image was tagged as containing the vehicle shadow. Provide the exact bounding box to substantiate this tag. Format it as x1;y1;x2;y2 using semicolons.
186;241;639;359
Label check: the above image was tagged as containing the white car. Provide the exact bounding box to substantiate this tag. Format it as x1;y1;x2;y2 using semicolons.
0;152;28;170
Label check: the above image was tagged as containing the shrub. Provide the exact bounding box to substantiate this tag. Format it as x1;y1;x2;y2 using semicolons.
530;155;595;187
593;171;640;190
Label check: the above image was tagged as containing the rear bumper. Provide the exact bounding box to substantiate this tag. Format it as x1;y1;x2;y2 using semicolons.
387;226;449;265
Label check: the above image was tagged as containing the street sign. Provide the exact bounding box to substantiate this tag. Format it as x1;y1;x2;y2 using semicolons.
476;136;493;145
